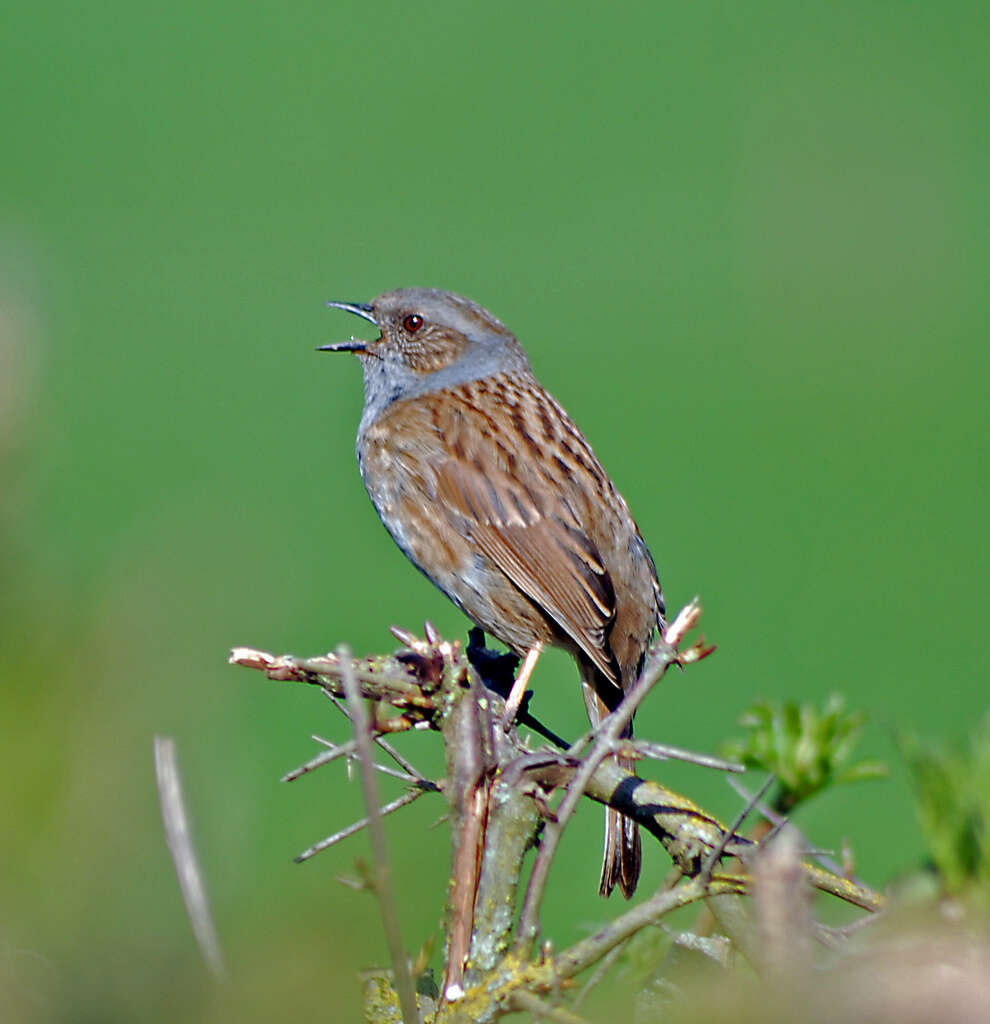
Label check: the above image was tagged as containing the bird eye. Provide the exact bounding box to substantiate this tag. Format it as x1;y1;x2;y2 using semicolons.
403;314;424;333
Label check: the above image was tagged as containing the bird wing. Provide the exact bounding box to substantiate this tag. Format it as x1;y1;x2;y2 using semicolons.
433;456;622;689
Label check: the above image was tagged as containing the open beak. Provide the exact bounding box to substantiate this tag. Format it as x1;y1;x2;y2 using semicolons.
319;300;378;352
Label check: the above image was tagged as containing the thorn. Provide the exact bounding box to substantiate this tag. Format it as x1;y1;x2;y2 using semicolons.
335;874;367;891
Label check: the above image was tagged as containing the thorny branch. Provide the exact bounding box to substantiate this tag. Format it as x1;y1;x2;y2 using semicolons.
516;600;713;950
230;600;884;1023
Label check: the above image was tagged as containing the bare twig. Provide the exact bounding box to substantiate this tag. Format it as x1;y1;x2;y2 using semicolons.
281;737;358;781
153;736;226;980
726;776;852;880
229;646;433;707
366;762;424;784
516;602;708;950
815;911;884;946
319;690;425;779
509;989;591;1024
555;875;743;979
572;936;632;1009
293;789;429;863
627;739;745;774
306;734;425;784
701;774;776;882
339;648;419;1024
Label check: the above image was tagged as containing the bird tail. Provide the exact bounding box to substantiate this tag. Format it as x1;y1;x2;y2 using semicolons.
581;675;642;899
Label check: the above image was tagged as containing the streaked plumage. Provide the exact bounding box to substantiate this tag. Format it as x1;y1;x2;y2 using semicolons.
324;288;665;897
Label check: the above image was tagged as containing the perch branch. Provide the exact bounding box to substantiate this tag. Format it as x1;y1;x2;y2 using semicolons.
231;632;881;914
231;605;884;1022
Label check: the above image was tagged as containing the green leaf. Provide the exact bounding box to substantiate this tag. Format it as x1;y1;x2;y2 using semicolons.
721;694;885;815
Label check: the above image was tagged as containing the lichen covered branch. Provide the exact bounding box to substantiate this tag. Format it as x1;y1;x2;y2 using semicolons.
230;601;884;1022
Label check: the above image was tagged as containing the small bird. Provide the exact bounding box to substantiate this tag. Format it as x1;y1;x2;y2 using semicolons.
321;289;665;898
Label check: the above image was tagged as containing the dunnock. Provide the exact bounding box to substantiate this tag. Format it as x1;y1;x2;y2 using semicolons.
321;289;665;898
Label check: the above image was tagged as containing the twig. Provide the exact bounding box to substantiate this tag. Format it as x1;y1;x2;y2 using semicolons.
572;936;632;1009
308;734;425;784
153;736;226;980
553;756;879;909
701;774;775;881
293;789;428;863
815;911;884;945
628;739;745;774
320;690;424;779
339;648;419;1024
516;603;703;950
726;776;852;881
555;875;742;979
366;762;424;784
281;737;357;781
509;989;591;1024
229;646;434;711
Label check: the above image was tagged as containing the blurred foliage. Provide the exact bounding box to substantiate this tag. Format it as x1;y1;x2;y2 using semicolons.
900;715;990;899
722;695;887;815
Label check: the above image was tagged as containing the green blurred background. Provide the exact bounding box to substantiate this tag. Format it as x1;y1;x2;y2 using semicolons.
2;1;987;1020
